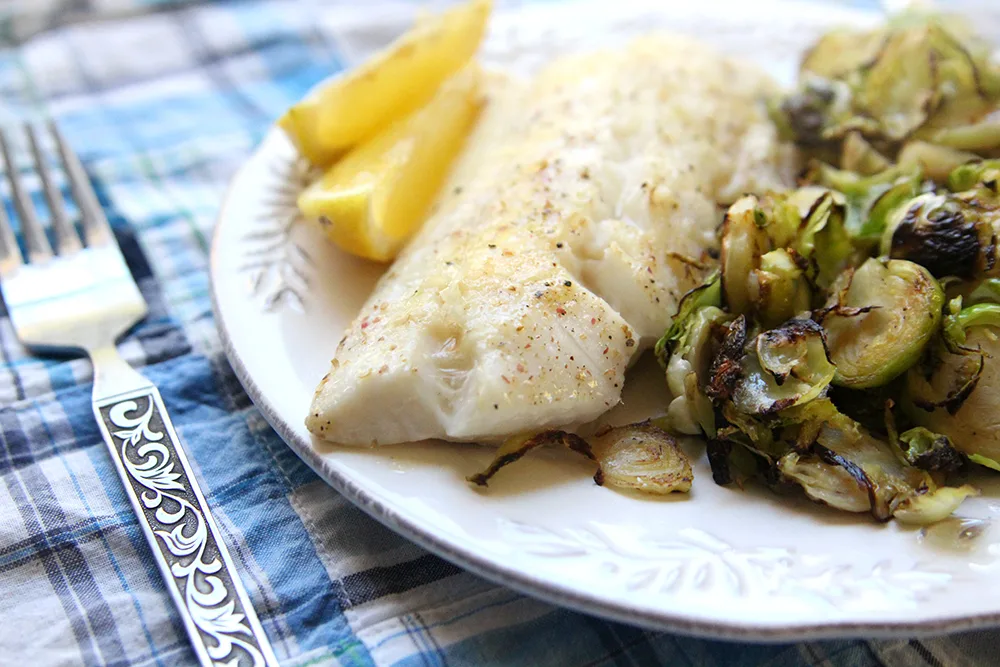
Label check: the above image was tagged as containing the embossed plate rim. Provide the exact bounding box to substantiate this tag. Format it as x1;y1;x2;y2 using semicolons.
210;0;1000;641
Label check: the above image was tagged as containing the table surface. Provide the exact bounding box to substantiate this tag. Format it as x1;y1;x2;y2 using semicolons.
1;0;999;665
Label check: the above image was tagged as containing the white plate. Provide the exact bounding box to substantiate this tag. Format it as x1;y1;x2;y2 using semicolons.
210;0;1000;640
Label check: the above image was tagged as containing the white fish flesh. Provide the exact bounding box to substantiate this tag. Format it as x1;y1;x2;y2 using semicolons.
308;35;796;445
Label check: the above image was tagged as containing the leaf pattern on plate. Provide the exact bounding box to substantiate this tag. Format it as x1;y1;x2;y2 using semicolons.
500;519;953;607
239;154;314;313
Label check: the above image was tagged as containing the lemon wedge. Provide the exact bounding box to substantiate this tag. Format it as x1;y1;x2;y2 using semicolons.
297;67;483;262
279;0;491;167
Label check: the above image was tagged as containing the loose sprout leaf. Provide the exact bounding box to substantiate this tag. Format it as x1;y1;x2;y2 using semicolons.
860;176;922;242
949;302;1000;335
811;415;966;522
800;28;886;80
969;453;1000;472
930;121;1000;152
468;430;595;487
908;346;985;416
811;163;923;240
779;450;874;514
591;422;694;494
897;141;979;184
968;278;1000;305
706;438;762;486
892;485;979;525
947;160;1000;192
842;132;893;175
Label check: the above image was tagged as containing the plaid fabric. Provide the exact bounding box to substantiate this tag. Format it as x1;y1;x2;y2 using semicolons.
1;0;999;665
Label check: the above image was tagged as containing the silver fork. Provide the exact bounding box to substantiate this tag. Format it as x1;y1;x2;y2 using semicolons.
0;122;278;667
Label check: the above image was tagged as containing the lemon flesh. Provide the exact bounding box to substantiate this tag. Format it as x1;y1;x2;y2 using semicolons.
297;67;483;262
279;0;491;167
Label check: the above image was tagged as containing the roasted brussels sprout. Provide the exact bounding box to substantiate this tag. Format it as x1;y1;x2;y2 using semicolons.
822;258;943;388
731;319;836;415
649;14;1000;526
706;315;748;403
778;413;976;523
881;192;984;278
591;422;693;494
467;430;596;487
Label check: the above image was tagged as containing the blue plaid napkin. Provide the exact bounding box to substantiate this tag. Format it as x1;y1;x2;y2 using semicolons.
2;0;1000;665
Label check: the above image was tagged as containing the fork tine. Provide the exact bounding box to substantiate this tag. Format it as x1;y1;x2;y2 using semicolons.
49;121;112;247
0;192;23;275
26;124;82;255
0;127;53;262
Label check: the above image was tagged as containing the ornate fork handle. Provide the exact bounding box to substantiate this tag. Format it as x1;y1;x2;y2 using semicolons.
91;347;278;667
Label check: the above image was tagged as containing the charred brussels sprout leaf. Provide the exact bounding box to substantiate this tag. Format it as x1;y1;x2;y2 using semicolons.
654;271;721;368
931;122;1000;153
790;188;855;287
881;192;983;278
800;28;885;80
706;315;748;403
468;424;696;496
892;485;979;525
732;319;836;416
823;259;943;388
467;430;597;487
856;26;938;142
897;427;966;472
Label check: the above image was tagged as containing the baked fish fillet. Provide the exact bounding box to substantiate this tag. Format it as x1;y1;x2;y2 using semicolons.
308;35;796;446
